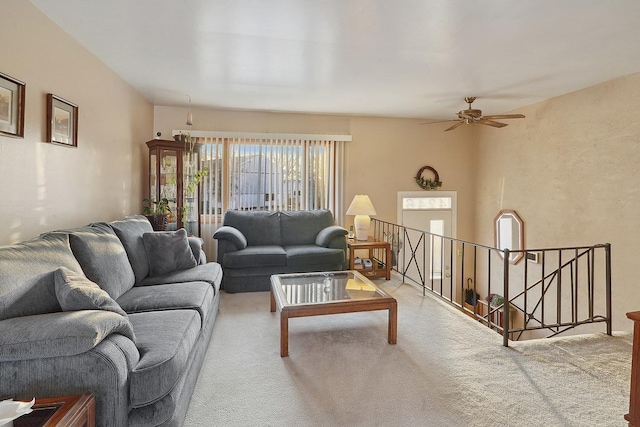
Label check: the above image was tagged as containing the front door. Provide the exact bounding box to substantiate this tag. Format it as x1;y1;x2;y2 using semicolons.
397;192;456;300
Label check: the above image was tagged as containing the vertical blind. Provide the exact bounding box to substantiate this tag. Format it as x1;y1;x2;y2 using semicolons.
181;131;351;261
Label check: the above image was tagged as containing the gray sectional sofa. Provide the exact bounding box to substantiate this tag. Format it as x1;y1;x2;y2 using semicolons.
213;209;347;293
0;215;222;427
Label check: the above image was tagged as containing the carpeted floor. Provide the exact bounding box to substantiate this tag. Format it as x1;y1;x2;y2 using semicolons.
184;275;632;427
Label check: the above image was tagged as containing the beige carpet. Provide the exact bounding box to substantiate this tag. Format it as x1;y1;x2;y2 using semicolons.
185;275;632;427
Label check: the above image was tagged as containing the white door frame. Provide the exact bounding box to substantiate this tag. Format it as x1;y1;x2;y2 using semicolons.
397;191;458;293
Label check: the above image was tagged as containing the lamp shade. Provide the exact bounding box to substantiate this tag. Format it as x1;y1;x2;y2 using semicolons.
346;195;377;240
346;195;377;216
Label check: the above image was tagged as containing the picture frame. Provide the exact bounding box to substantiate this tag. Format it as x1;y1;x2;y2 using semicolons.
0;72;26;138
47;94;78;147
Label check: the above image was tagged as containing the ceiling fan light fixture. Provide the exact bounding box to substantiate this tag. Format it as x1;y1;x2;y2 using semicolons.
186;95;193;126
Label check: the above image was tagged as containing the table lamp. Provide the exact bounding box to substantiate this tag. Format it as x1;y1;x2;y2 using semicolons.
346;194;377;240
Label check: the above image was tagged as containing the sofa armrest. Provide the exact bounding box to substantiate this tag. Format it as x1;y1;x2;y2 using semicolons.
315;225;348;248
213;226;247;250
188;236;207;264
0;311;136;362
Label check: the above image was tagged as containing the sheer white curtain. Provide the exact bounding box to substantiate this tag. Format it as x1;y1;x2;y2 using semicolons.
179;131;350;261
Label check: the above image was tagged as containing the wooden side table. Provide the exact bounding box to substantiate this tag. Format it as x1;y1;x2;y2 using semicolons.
14;394;95;427
347;238;391;280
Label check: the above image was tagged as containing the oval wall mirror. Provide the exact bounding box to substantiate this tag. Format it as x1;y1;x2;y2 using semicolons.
494;209;524;264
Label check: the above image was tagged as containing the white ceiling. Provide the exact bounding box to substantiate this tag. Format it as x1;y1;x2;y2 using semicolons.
29;0;640;120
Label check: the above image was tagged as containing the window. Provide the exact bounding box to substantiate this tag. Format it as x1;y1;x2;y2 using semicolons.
186;131;350;259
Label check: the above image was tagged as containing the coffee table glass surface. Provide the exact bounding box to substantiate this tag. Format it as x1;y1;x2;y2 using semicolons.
272;270;388;305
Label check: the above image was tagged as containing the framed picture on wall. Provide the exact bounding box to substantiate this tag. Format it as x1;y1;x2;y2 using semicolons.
47;93;78;147
0;72;26;138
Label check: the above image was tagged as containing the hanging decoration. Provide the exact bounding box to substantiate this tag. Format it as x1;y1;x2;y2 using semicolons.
414;165;442;190
186;95;193;126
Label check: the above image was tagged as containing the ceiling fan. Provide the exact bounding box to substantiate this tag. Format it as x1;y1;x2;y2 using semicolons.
424;97;525;131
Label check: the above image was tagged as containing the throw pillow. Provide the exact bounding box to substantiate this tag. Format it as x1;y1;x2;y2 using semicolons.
54;267;128;318
142;228;197;277
68;223;136;300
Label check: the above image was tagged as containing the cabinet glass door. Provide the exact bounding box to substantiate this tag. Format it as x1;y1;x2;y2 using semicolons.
160;149;178;230
150;152;157;201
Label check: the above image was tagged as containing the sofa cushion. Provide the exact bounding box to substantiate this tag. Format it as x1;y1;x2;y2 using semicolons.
55;267;128;320
137;263;222;290
280;210;335;246
0;233;84;321
223;210;281;246
284;245;345;267
0;311;136;362
223;245;287;268
128;310;201;408
68;223;136;299
142;228;197;277
117;281;213;325
109;215;154;284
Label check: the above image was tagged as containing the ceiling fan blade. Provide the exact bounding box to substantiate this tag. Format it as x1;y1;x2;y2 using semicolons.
478;119;508;128
482;114;525;120
444;121;464;131
420;119;459;126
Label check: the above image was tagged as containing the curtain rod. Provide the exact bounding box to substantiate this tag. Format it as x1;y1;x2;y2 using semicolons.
172;130;352;142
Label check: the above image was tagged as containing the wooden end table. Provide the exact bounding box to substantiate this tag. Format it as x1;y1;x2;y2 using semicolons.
13;394;95;427
347;237;392;280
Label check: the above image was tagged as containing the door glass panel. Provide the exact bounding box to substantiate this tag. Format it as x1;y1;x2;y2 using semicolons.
430;219;444;279
403;197;451;210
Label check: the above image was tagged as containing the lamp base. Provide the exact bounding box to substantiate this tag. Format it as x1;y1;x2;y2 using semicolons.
354;215;371;241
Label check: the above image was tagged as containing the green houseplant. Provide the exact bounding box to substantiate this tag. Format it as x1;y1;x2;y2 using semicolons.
142;198;172;231
185;168;209;197
182;168;209;226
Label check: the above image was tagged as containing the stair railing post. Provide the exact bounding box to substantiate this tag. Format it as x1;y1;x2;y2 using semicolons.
503;249;510;347
606;243;612;336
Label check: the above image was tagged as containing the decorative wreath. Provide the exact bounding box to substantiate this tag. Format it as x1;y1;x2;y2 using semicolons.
415;166;443;190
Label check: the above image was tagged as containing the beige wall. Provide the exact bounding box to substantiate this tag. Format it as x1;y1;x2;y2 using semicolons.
154;106;477;243
473;72;640;332
0;0;153;244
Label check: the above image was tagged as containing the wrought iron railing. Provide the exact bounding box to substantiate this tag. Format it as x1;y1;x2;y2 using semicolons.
371;219;612;346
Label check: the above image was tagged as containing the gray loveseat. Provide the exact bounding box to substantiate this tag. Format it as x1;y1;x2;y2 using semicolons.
213;209;347;293
0;215;222;427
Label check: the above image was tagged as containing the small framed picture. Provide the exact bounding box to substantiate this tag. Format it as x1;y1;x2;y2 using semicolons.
47;94;78;147
0;72;26;138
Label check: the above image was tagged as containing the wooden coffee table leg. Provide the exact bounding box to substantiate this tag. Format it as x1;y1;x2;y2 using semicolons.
270;287;276;312
280;311;289;357
388;301;397;344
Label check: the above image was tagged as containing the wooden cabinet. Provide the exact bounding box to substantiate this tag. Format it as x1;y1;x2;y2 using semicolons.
146;139;201;236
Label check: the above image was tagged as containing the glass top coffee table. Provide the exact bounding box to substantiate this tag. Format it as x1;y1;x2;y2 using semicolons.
270;270;397;357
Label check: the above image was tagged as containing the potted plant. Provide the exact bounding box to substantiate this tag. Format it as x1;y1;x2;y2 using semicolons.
142;197;172;231
185;168;209;196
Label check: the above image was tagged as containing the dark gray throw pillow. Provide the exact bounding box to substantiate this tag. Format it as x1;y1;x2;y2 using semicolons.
142;228;197;277
54;267;128;318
